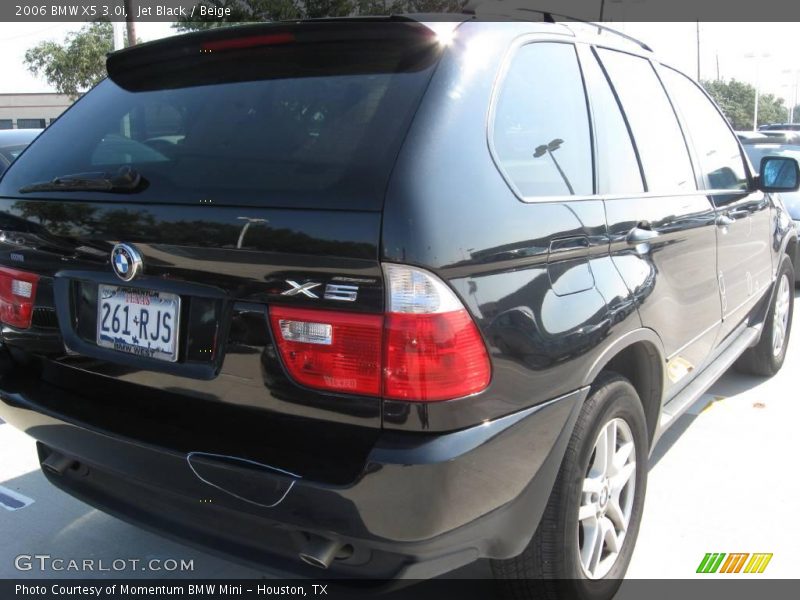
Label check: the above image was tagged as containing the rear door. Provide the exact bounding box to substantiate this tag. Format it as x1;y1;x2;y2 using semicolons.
659;66;772;342
592;47;722;396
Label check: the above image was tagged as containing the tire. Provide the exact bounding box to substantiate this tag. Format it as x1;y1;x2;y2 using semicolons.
735;255;794;377
491;373;648;600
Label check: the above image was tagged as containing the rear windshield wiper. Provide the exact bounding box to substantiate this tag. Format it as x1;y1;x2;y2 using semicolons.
19;166;146;194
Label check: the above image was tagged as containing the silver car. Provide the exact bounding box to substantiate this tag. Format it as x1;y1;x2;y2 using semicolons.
0;129;42;177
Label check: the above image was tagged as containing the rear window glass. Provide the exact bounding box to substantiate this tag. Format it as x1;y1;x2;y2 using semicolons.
0;35;440;210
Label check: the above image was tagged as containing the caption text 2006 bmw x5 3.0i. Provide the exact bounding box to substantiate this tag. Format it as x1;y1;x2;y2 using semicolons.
0;15;797;600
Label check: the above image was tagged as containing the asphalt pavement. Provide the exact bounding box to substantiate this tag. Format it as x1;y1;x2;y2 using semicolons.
1;290;798;580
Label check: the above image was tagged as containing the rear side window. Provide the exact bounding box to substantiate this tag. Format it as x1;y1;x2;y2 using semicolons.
597;49;696;194
580;48;644;195
0;34;440;210
660;68;748;191
492;42;593;198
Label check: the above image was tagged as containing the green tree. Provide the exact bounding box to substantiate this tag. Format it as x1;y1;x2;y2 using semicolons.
702;78;787;130
174;0;466;31
11;201;97;236
24;22;120;99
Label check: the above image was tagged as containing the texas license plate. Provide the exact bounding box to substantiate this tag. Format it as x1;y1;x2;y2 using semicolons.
96;284;180;362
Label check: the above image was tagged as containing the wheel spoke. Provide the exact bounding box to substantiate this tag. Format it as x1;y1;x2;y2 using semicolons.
583;476;603;495
605;497;627;532
579;501;598;521
605;421;617;477
612;441;634;475
580;517;600;571
592;427;609;477
610;461;636;492
600;516;621;554
588;516;606;573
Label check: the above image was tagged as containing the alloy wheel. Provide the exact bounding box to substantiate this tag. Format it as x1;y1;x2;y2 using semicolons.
577;418;637;579
772;273;791;357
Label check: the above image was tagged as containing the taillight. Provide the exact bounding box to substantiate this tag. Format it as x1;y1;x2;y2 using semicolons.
269;306;383;396
201;32;295;53
382;264;491;401
0;267;39;329
270;265;491;402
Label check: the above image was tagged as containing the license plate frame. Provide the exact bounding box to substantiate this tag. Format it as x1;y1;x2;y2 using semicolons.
96;284;181;363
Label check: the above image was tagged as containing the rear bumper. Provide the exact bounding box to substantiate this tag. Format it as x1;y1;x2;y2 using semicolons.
0;372;584;579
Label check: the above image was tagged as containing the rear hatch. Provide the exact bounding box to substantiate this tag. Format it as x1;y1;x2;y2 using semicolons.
0;21;442;484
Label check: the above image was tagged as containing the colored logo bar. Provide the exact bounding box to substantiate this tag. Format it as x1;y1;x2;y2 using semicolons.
697;553;773;573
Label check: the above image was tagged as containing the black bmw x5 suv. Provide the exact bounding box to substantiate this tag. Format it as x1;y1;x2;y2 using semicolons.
0;16;797;600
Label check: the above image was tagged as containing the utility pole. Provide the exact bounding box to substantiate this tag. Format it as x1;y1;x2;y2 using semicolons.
780;69;799;124
716;53;720;81
124;0;136;46
696;21;701;81
112;22;124;51
754;84;760;131
745;52;770;131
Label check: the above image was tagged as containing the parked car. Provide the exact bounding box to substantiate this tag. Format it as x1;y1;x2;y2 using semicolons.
736;130;770;142
0;129;41;177
0;17;796;600
742;142;800;267
759;122;800;131
738;130;800;145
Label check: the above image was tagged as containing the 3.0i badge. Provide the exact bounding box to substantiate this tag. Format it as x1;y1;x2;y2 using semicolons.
111;243;143;282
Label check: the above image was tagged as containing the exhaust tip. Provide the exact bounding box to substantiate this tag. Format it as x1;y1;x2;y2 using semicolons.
298;536;350;569
298;553;331;569
41;452;77;476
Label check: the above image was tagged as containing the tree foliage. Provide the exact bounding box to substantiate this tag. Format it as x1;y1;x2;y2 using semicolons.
24;22;119;99
174;0;467;30
702;79;788;130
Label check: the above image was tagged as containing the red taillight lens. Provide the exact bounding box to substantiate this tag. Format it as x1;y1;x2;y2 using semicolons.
383;310;491;401
269;306;383;396
0;267;39;329
270;265;491;402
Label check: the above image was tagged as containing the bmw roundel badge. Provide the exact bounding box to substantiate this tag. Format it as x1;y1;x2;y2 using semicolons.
111;243;143;282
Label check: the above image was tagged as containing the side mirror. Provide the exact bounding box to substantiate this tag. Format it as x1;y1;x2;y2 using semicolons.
759;156;800;192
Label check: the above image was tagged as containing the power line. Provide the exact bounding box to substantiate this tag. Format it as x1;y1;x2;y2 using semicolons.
0;23;67;45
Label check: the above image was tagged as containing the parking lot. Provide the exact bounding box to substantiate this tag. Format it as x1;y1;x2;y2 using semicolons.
1;289;798;580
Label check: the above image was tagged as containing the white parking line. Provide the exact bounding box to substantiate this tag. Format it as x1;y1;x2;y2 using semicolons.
0;485;34;511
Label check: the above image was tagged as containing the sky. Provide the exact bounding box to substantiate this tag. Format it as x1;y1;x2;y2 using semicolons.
1;21;799;108
0;21;175;94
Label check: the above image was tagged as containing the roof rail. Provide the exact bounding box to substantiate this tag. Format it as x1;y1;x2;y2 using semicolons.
461;0;653;53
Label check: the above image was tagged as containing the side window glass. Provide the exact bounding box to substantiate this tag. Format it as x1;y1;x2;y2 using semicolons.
492;43;593;197
580;48;644;194
597;49;697;194
660;68;748;191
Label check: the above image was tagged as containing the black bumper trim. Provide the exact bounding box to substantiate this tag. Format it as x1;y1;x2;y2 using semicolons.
0;377;585;578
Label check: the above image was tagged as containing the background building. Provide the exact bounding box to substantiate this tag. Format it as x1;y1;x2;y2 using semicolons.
0;93;72;129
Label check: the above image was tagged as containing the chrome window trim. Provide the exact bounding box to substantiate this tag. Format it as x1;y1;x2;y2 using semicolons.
486;33;753;205
507;188;753;204
486;34;594;204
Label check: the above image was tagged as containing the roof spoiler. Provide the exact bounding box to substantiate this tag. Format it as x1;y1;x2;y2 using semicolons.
106;19;440;92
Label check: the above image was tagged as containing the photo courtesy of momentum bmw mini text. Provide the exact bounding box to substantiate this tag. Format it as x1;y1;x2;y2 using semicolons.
0;1;799;599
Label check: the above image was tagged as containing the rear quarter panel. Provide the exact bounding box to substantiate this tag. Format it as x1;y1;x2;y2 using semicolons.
381;24;650;432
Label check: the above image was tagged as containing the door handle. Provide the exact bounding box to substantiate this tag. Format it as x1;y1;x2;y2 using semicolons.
716;215;735;228
626;224;660;245
728;208;751;219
